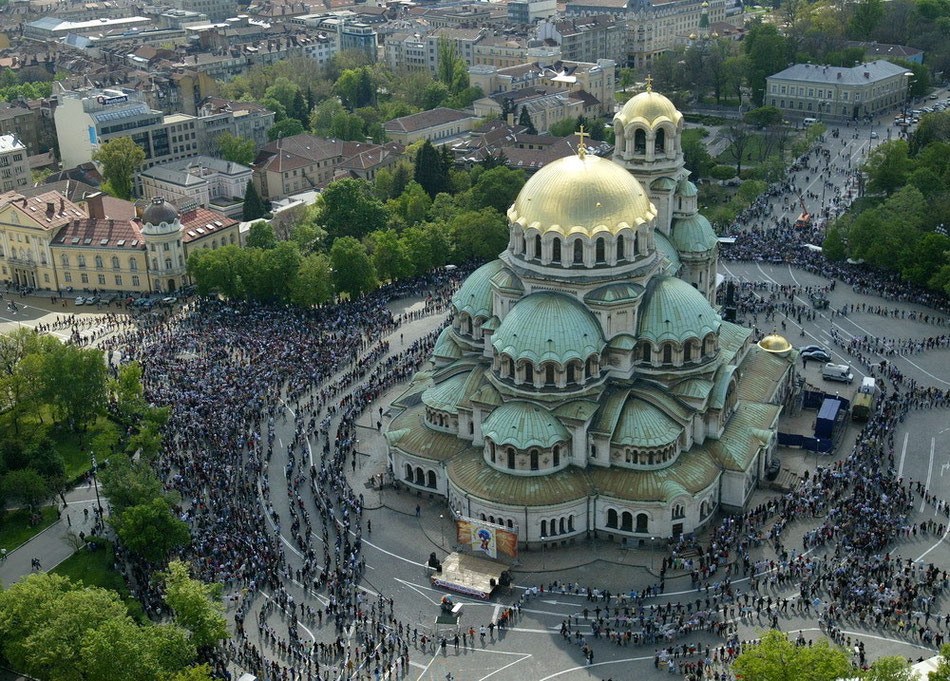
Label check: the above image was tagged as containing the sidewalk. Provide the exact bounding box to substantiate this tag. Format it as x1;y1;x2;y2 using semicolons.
0;485;106;588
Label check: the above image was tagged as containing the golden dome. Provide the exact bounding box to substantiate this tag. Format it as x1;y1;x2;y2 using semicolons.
701;1;709;7
758;334;793;354
711;31;719;38
616;89;683;129
508;154;656;238
688;33;698;40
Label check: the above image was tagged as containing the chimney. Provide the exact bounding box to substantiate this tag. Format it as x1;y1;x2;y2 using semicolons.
86;192;107;219
59;197;64;213
46;201;54;215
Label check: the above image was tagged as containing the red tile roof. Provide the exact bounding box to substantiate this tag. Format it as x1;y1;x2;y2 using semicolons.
0;190;87;231
53;218;145;249
179;206;238;244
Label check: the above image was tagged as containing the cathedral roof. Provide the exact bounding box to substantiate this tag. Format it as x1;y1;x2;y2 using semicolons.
638;276;721;346
671;213;718;254
654;231;681;275
481;401;569;449
615;89;683;130
612;398;683;448
507;153;656;239
492;291;605;365
451;259;504;319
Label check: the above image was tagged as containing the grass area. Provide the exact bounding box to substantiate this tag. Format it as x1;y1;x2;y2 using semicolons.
715;133;774;166
50;416;121;482
0;506;57;552
52;537;148;623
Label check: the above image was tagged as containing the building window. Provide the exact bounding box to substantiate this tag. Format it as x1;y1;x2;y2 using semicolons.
132;275;140;287
129;258;138;271
80;273;88;284
97;274;105;285
64;272;71;282
507;448;515;469
115;275;122;286
61;254;69;267
530;450;539;470
77;255;86;268
112;256;120;269
95;256;103;268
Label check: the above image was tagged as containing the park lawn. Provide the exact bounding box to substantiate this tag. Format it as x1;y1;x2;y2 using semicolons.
715;132;775;168
0;506;58;552
52;538;148;623
51;416;121;481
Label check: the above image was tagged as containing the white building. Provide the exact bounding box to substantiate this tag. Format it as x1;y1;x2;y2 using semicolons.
0;135;30;192
137;156;251;218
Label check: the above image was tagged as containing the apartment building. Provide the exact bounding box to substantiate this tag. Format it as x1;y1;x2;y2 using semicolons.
0;136;30;193
469;58;616;114
536;15;626;64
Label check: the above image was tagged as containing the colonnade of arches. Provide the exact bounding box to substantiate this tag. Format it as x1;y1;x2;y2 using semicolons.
493;352;601;389
636;333;717;368
404;464;438;489
615;122;681;162
540;514;576;538
605;508;650;534
487;440;564;473
510;226;648;270
613;442;678;468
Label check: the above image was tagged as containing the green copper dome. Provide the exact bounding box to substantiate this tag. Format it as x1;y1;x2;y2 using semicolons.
671;214;718;253
452;260;504;319
492;292;605;365
638;276;721;345
612;398;683;448
433;327;464;361
482;401;569;449
654;231;681;276
676;178;698;197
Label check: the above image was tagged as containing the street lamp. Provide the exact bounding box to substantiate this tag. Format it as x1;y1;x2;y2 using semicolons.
540;534;545;569
439;513;445;548
90;452;104;525
650;536;656;572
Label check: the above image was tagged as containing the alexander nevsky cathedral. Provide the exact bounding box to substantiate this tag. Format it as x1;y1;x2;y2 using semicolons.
386;85;798;548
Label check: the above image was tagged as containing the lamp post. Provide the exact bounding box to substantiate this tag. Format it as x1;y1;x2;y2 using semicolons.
540;534;546;569
440;513;445;549
650;536;656;572
90;452;103;524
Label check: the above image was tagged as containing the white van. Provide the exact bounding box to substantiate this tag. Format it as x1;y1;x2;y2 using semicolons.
803;117;818;126
822;363;854;383
859;376;879;395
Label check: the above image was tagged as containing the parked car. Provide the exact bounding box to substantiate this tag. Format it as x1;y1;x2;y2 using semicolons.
799;344;824;354
822;363;854;383
132;297;152;308
766;457;781;481
75;296;85;305
802;348;832;363
86;296;100;305
161;296;177;305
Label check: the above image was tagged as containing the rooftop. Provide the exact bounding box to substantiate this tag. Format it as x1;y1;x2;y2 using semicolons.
769;59;909;85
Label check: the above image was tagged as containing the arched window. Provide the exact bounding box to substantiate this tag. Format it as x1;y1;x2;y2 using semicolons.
489;442;496;463
616;235;625;260
621;511;633;532
573;239;583;264
535;235;542;259
568;515;575;532
634;128;646;153
553;446;560;467
655;128;666;156
94;255;103;268
683;343;692;362
521;236;526;254
61;254;69;267
566;363;576;384
524;363;534;384
586;356;596;378
559;517;566;534
606;509;618;528
164;258;172;270
641;343;651;362
111;256;120;269
545;364;555;386
507;448;515;469
663;344;673;364
481;513;487;521
506;357;515;377
415;467;425;485
634;233;639;255
595;238;605;263
530;450;539;470
129;257;138;271
636;513;648;533
540;519;548;537
551;238;562;263
427;470;437;488
405;464;413;481
78;255;86;267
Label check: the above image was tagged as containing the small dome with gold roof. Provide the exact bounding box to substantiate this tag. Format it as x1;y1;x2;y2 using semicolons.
507;152;657;238
615;81;684;130
758;334;793;355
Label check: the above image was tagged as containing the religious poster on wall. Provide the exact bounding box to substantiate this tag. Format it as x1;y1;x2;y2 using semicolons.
456;517;518;558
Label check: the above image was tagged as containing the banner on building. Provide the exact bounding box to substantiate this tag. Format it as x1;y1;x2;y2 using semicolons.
456;517;518;558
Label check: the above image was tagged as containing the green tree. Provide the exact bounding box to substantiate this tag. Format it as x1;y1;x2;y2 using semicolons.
370;229;413;282
414;141;448;197
316;179;389;241
619;67;635;89
290;89;309;127
289;253;333;307
744;106;783;128
518;106;537;134
162;560;229;650
403;222;451;275
849;0;884;37
267;118;305;141
720;123;754;175
470;166;525;214
93;137;145;200
39;343;107;433
111;497;191;563
930;644;950;681
864;139;913;195
80;619;195;681
246;221;277;249
451;208;508;262
1;468;49;510
249;242;301;302
215;133;255;165
743;21;788;105
335;68;374;110
263;77;299;112
732;630;853;681
172;665;215;681
242;181;266;221
864;655;914;681
821;224;848;261
109;361;147;421
388;181;431;226
99;456;167;515
419;81;449;110
330;236;377;297
437;37;469;94
682;130;715;178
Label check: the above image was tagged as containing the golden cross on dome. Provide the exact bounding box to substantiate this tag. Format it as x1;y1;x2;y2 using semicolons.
646;75;653;93
575;125;589;157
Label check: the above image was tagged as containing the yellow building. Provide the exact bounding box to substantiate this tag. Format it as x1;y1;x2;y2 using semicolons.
0;190;239;294
0;190;83;290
